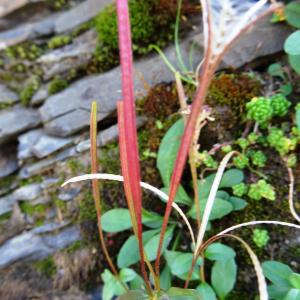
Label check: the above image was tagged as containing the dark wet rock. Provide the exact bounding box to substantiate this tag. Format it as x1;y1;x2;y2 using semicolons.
40;19;289;137
17;129;43;160
38;29;98;80
0;106;41;144
0;144;18;178
32;134;74;158
0;223;81;268
19;147;77;178
54;0;112;34
0;84;19;105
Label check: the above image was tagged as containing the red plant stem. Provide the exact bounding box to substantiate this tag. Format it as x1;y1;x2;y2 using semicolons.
155;61;216;276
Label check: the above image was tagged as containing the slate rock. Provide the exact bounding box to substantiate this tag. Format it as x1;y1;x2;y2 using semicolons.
31;86;48;106
58;187;81;202
0;106;41;144
0;224;81;268
0;144;18;178
17;129;43;160
0;194;16;217
0;84;19;105
0;0;46;18
19;146;77;178
40;18;290;137
54;0;112;34
0;14;57;49
32;134;74;158
38;29;98;80
12;183;42;201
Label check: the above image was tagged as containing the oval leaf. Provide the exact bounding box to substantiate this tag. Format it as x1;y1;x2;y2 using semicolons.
205;243;236;261
157;119;184;186
285;2;300;28
284;289;300;300
227;197;248;211
289;273;300;289
289;54;300;75
101;208;132;233
284;31;300;56
219;169;244;188
211;258;237;300
196;283;217;300
166;287;202;300
262;261;293;287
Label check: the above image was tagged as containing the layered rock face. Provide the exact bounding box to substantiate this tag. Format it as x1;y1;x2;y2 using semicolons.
0;0;291;286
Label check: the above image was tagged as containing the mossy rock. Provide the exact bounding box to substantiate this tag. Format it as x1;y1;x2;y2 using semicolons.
48;77;68;95
20;76;40;106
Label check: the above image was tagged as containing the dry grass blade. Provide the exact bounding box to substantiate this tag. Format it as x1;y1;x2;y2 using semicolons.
89;102;121;282
194;151;236;255
62;173;195;247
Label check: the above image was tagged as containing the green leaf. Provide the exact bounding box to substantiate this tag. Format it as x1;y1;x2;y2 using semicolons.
283;289;300;300
188;198;233;220
211;258;237;300
280;84;293;96
216;190;230;200
101;269;126;300
157;119;184;186
101;209;132;233
296;104;300;130
119;268;137;283
289;273;300;289
285;2;300;28
142;209;163;228
196;283;217;300
118;290;149;300
227;197;248;211
144;226;174;261
204;243;236;261
284;31;300;56
289;54;300;75
197;175;215;199
166;287;202;299
268;63;286;80
129;274;144;290
262;261;293;287
219;169;244;188
160;265;172;291
117;230;158;268
165;251;202;280
161;185;192;205
268;285;291;300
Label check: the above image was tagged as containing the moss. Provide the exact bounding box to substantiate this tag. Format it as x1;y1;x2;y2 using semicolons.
66;240;85;253
71;20;95;38
0;175;16;190
0;212;11;223
20;203;46;217
93;0;175;71
34;256;56;278
66;158;85;175
79;190;97;222
207;73;262;114
20;76;40;106
47;35;72;49
5;43;43;61
19;175;43;187
48;77;68;95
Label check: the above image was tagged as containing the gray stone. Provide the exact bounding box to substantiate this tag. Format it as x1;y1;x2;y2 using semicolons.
58;187;81;202
0;194;16;217
38;29;98;80
0;223;81;268
0;14;57;50
19;146;77;178
0;106;41;144
0;84;19;105
0;0;46;18
12;183;42;201
0;144;18;178
54;0;112;34
40;18;289;137
76;117;146;153
31;86;48;106
17;129;43;160
32;134;74;158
